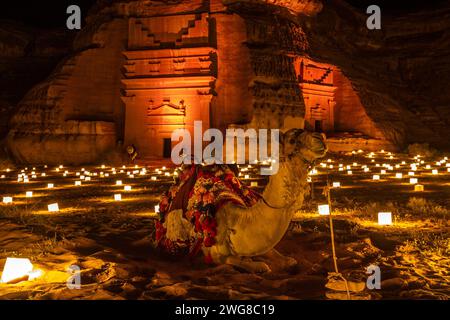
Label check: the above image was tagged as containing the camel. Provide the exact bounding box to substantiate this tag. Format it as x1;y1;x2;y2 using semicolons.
161;129;327;273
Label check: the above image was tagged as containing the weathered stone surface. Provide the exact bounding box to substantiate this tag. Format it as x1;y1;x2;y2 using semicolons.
298;0;450;149
3;0;450;164
6;17;126;164
0;21;72;140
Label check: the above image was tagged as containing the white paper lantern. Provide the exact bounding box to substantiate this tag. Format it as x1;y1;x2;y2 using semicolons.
432;169;438;175
75;181;82;186
414;184;424;192
409;178;418;184
154;205;160;213
250;181;258;187
332;182;341;188
114;194;122;201
47;183;54;188
318;204;330;216
395;173;403;179
378;212;392;225
2;197;13;204
373;175;380;180
25;191;33;198
124;185;132;191
116;180;122;186
48;203;59;212
0;258;34;283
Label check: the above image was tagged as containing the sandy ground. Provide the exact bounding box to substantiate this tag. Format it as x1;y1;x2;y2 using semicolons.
0;152;448;300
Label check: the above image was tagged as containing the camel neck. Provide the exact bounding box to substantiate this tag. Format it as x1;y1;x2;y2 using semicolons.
262;161;297;209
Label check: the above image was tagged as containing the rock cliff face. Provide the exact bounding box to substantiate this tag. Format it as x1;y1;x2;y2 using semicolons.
3;0;450;163
0;22;71;143
298;0;450;149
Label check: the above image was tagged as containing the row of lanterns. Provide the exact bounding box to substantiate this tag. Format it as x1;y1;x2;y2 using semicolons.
317;204;393;226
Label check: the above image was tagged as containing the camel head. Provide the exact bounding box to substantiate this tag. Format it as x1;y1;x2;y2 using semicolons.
281;129;327;164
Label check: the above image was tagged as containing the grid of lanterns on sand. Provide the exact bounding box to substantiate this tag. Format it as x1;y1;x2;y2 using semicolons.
0;164;181;215
311;149;450;226
1;151;448;219
1;151;449;283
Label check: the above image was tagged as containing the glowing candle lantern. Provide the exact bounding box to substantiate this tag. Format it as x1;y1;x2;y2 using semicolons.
380;170;386;175
318;204;330;216
75;181;82;186
364;168;370;172
432;169;438;175
2;197;13;204
378;212;392;226
414;184;424;192
409;178;418;184
448;168;450;173
151;176;157;181
76;172;80;176
164;172;170;177
41;173;46;177
332;182;341;188
114;194;122;201
48;203;59;212
425;165;431;169
154;205;160;213
408;171;415;176
1;175;4;179
124;185;132;191
338;168;344;172
446;163;450;167
116;180;122;186
244;174;250;179
25;191;33;198
373;175;380;180
47;183;54;189
85;177;91;181
80;175;85;180
101;165;105;169
0;258;34;283
250;181;258;187
395;173;403;179
347;171;352;175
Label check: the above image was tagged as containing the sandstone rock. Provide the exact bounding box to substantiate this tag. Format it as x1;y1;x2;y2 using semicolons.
4;0;450;164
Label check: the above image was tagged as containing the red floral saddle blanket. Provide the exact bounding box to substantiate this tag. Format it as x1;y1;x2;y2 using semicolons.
155;164;261;262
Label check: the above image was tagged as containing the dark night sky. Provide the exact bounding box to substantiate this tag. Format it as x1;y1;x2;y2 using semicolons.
0;0;448;28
